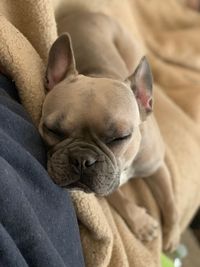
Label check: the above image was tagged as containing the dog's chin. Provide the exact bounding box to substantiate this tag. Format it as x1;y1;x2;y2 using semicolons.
62;181;93;194
59;179;119;196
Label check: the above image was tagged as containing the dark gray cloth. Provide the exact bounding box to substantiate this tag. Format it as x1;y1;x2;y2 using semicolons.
0;74;85;267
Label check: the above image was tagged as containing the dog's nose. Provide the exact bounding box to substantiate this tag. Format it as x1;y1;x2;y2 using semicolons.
69;154;97;173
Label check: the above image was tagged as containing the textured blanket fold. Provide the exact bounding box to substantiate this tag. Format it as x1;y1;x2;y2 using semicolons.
0;0;200;266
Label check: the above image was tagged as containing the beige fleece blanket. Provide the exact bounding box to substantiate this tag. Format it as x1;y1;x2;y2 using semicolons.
0;0;200;266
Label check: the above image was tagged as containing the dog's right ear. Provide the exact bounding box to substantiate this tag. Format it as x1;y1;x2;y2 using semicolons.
46;33;77;91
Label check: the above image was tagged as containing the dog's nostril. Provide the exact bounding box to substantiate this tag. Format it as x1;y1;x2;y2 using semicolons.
75;159;80;167
69;155;97;172
70;158;80;168
83;158;96;168
69;158;81;175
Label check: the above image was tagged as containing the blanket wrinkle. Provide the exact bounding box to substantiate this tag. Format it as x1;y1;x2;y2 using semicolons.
0;0;200;266
129;0;200;124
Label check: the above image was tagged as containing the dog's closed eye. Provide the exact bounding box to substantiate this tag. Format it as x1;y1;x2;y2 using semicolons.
43;123;66;139
106;133;132;146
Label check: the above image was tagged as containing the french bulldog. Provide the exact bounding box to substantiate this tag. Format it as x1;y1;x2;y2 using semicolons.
39;11;179;251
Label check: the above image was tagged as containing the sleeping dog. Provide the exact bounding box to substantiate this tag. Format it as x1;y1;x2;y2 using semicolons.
39;11;179;251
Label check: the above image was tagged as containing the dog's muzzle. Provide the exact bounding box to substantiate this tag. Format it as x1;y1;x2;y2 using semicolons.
47;139;120;196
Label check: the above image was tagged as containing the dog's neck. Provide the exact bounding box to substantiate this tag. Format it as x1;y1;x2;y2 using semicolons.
72;43;128;80
57;12;129;81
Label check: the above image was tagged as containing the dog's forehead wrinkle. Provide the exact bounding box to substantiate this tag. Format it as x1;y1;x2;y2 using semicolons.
44;112;67;129
104;119;133;137
82;87;97;104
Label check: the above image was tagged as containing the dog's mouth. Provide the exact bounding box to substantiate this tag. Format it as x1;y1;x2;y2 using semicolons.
59;177;93;193
59;175;119;196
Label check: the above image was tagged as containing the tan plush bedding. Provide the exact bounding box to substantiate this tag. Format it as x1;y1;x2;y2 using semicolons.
0;0;200;266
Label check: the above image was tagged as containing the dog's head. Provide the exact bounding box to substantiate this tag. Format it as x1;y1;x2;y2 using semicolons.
39;34;153;196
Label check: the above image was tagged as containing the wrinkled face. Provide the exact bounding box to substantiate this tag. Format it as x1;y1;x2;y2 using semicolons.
39;76;142;195
40;34;153;196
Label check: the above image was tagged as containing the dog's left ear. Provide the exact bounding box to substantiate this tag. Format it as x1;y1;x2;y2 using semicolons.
46;33;77;91
129;56;153;120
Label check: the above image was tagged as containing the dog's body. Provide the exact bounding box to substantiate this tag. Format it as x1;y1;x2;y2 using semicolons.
39;11;179;251
57;12;165;183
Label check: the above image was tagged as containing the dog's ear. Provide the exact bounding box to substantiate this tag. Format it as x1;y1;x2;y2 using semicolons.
46;33;77;91
129;56;153;120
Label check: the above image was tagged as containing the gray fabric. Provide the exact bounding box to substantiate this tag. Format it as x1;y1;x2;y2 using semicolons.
0;74;85;267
